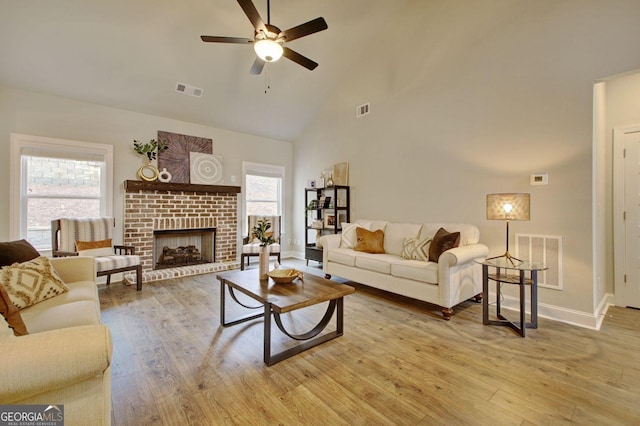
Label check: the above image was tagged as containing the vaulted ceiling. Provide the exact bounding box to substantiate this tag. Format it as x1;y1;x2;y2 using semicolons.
0;0;405;141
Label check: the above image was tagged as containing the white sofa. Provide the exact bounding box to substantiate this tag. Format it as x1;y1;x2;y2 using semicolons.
320;220;489;320
0;256;112;426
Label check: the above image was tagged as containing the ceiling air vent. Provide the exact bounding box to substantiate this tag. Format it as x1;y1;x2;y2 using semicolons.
175;82;204;98
356;102;370;118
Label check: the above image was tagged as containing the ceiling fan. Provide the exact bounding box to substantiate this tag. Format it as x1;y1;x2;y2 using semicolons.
201;0;328;75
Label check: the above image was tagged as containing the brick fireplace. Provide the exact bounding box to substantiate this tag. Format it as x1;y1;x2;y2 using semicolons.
123;180;240;283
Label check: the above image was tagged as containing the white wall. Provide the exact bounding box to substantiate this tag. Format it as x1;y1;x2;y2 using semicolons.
293;0;640;322
0;85;294;251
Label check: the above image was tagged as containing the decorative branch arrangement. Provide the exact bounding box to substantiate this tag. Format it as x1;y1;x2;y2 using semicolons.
133;139;168;161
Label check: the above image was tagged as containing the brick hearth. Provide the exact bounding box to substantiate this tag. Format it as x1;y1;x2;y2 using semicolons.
123;180;241;283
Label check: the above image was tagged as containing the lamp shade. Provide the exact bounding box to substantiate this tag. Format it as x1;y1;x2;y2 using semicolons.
486;193;530;221
253;39;283;62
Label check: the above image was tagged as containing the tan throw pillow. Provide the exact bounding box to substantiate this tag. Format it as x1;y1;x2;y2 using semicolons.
0;282;28;336
354;228;385;254
428;228;461;262
401;237;432;261
1;256;69;310
76;238;112;251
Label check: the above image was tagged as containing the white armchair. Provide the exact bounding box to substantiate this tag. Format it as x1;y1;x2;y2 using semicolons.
241;215;281;270
51;217;142;290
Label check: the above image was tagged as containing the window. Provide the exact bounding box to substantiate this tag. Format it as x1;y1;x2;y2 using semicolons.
243;162;284;234
10;134;113;251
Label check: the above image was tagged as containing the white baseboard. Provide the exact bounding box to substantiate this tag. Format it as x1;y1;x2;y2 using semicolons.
282;250;305;260
491;291;614;330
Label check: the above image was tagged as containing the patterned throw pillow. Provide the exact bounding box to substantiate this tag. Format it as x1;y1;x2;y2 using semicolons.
1;256;69;310
401;237;432;261
340;223;361;248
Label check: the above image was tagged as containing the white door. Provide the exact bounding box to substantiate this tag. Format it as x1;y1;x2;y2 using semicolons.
615;128;640;309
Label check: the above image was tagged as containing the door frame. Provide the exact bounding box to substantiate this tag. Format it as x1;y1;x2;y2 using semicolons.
613;124;640;307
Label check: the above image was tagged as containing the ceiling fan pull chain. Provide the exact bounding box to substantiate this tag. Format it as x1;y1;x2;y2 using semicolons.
264;64;272;94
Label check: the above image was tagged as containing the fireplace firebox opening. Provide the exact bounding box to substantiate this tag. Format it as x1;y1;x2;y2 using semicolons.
153;228;216;270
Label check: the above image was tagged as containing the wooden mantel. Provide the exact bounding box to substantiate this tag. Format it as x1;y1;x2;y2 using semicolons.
124;180;241;194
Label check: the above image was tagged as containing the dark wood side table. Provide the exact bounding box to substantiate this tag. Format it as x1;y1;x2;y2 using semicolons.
476;258;547;337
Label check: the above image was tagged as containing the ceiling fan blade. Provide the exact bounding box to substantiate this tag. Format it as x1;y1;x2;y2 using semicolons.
279;17;328;42
237;0;267;33
250;58;266;75
282;47;318;71
201;35;253;44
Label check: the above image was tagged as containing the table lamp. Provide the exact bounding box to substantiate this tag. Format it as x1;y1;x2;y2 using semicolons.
486;193;530;265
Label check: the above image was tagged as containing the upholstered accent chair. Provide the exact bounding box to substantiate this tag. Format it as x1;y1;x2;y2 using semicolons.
241;215;281;270
51;217;143;291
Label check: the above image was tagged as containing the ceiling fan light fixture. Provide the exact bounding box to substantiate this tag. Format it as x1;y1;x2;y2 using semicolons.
254;39;283;62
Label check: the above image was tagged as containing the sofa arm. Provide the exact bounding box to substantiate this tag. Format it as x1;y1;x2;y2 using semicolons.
0;324;112;402
319;234;341;251
438;244;489;267
50;256;96;283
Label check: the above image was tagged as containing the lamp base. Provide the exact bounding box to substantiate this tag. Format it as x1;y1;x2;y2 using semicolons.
486;251;523;267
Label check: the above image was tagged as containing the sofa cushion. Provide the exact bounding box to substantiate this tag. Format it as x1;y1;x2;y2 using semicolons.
401;237;432;261
0;239;40;267
327;248;358;267
0;282;28;336
391;260;439;284
94;255;142;273
383;223;422;256
355;253;396;274
1;257;69;310
21;300;102;333
354;228;385;254
429;228;461;262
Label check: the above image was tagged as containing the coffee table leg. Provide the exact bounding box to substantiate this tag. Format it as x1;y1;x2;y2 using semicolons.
264;302;272;365
264;298;344;366
220;278;226;326
219;280;265;327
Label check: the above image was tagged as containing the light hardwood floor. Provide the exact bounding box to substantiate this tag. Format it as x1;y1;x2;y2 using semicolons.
100;260;640;425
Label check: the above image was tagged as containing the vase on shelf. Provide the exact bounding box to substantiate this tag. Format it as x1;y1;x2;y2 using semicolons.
259;245;270;280
326;172;334;188
137;160;159;182
158;167;172;183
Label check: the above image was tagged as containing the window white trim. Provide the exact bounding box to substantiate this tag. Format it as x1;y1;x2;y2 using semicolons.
242;161;285;235
10;133;114;240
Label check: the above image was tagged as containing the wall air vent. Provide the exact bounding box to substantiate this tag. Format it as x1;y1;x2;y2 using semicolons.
175;82;204;98
356;102;370;118
516;234;563;290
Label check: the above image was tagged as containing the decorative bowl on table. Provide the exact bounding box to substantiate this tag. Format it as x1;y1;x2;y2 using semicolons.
267;268;303;284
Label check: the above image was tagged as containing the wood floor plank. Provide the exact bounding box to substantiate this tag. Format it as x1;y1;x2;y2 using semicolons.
99;260;640;425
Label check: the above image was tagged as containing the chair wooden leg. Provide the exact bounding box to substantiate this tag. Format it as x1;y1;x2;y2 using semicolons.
136;265;142;291
106;275;111;286
241;255;246;271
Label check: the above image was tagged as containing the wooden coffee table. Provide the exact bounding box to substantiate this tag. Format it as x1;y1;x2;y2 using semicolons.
217;269;355;366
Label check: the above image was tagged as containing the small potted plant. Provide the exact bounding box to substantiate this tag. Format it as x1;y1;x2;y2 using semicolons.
133;139;168;181
252;218;276;279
